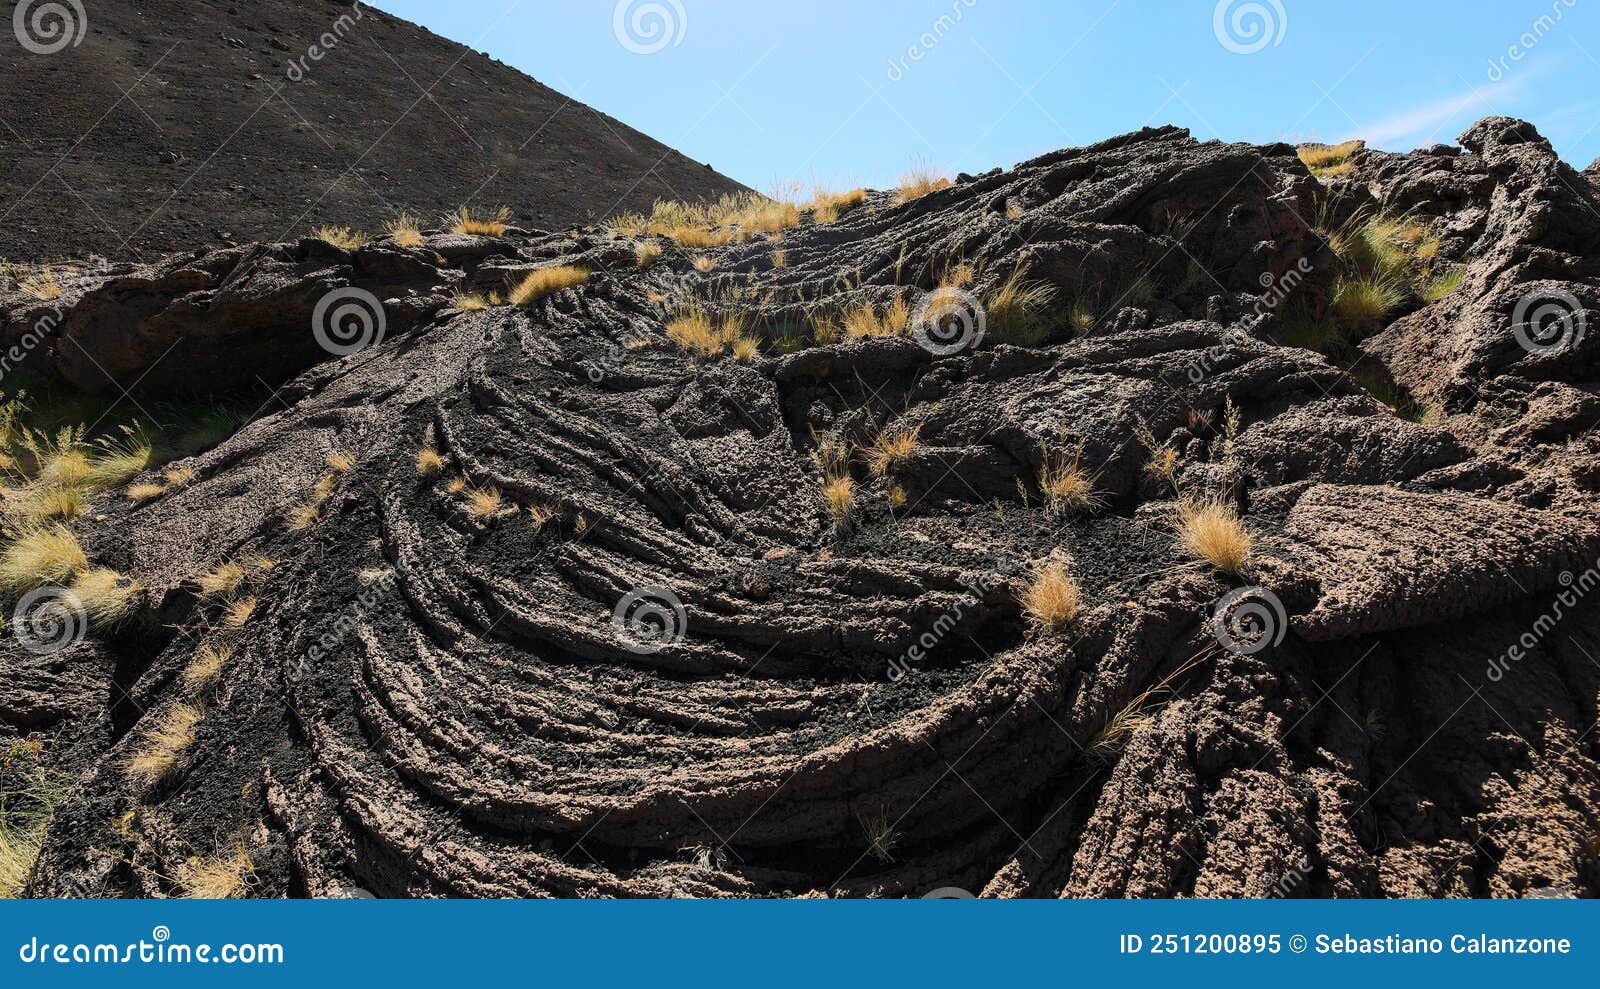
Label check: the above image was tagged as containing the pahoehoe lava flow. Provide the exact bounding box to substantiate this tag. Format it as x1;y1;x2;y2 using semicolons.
3;118;1598;899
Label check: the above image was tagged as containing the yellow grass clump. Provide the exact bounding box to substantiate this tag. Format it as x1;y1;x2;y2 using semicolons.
986;268;1058;345
181;644;232;692
867;426;920;477
666;305;757;358
450;206;512;236
0;523;87;592
508;265;590;306
175;841;255;899
196;560;248;599
69;568;144;624
841;297;912;339
223;596;257;628
821;475;855;527
1297;140;1363;178
895;164;953;203
1020;560;1081;628
19;270;63;300
692;254;717;273
386;213;424;247
126;702;204;787
1177;497;1254;574
416;446;444;476
312;225;369;250
465;485;504;519
634;240;664;266
1039;445;1101;513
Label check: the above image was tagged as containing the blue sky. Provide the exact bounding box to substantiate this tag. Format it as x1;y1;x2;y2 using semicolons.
373;0;1600;193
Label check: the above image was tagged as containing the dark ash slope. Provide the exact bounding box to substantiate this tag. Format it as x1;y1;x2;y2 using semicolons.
0;0;748;261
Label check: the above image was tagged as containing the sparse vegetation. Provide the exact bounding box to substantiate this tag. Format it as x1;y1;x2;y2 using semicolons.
465;485;504;519
416;446;444;476
508;265;590;306
223;596;257;628
867;425;919;477
896;163;953;202
175;840;255;899
1020;559;1081;628
634;240;663;267
18;270;63;301
0;522;87;592
311;225;369;250
1421;268;1463;303
181;644;231;692
386;213;424;247
450;206;512;237
327;449;357;473
68;567;144;624
196;560;248;599
1038;443;1101;513
1176;497;1253;574
126;702;204;787
840;297;911;339
692;254;717;273
860;804;899;862
0;748;63;898
985;268;1058;345
666;304;757;358
1297;139;1364;179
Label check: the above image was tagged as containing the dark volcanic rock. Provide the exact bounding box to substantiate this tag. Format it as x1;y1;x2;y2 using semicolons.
4;120;1598;900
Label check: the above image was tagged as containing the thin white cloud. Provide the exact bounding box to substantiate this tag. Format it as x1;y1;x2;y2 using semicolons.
1348;69;1543;150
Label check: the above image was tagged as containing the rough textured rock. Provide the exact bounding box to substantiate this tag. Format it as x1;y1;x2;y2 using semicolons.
3;120;1597;900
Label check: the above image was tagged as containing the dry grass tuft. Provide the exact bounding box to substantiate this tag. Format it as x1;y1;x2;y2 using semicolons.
527;501;561;527
125;482;168;503
692;254;717;273
808;187;867;223
1331;273;1406;328
1145;446;1179;483
416;446;444;476
867;426;920;476
634;240;664;267
820;475;855;528
896;164;953;202
312;225;368;250
163;466;196;488
449;206;512;236
386;213;424;247
465;485;504;519
666;305;757;358
508;265;590;306
1020;559;1081;627
1298;140;1364;178
19;270;64;300
986;268;1057;345
326;450;356;473
1038;445;1101;513
0;523;87;592
181;644;231;692
126;702;204;787
196;560;248;599
223;596;257;628
1176;497;1253;574
841;297;912;339
175;841;255;899
860;804;899;862
0;752;62;898
69;568;144;624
